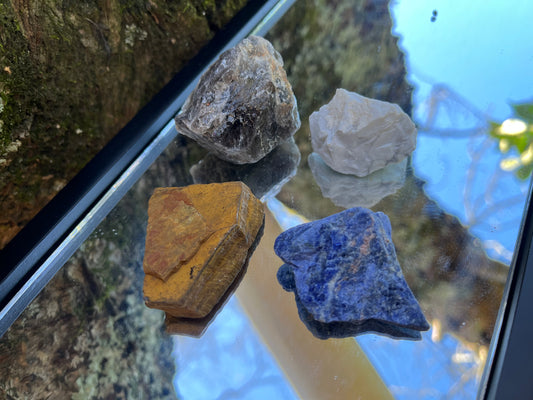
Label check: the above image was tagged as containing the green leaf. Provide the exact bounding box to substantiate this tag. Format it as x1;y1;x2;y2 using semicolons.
516;163;533;180
512;102;533;124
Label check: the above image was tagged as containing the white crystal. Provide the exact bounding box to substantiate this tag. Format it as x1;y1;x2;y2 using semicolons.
309;88;417;177
308;153;407;208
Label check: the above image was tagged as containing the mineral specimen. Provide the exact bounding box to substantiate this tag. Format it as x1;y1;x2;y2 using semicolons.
143;182;264;319
308;152;407;208
175;35;301;164
164;219;263;337
309;88;417;177
274;207;429;340
190;137;301;199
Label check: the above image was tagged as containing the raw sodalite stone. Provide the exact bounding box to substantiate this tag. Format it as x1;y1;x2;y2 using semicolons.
310;88;417;177
190;137;301;200
175;35;301;164
308;152;407;208
274;207;429;340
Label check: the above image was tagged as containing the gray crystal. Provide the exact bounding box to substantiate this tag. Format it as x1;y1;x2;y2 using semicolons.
176;35;301;164
310;88;417;176
308;152;407;208
190;137;300;200
274;207;429;340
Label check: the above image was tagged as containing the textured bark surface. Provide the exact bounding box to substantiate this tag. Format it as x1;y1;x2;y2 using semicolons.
0;0;247;249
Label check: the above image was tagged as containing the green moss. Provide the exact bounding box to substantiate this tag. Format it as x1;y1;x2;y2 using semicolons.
0;0;247;248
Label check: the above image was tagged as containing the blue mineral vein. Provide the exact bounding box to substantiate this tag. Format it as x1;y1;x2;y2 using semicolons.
274;207;430;340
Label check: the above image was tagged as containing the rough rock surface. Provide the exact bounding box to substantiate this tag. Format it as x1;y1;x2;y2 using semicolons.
190;137;301;199
165;219;264;337
175;35;301;164
143;182;264;318
310;88;417;177
274;207;429;340
143;191;213;280
308;152;406;208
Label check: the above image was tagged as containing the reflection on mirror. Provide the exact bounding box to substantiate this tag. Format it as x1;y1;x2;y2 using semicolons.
191;137;301;200
274;207;429;340
309;152;407;208
4;0;532;398
143;182;264;337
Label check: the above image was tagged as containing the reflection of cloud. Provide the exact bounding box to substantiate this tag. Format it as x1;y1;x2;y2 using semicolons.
483;240;513;263
190;138;300;200
308;152;407;208
499;118;527;135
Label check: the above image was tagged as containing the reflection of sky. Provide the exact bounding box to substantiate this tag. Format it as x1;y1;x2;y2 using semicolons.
391;0;533;263
173;296;298;400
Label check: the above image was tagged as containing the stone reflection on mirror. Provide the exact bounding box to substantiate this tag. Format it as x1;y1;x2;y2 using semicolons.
309;152;407;208
190;137;301;200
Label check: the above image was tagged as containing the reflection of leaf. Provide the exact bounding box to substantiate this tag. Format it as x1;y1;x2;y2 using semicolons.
490;101;533;179
517;164;533;180
512;103;533;123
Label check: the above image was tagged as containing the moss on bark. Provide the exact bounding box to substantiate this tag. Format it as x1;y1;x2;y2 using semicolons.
0;0;247;249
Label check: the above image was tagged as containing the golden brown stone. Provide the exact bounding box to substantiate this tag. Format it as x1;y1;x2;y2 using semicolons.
143;189;212;280
163;234;254;337
143;182;264;319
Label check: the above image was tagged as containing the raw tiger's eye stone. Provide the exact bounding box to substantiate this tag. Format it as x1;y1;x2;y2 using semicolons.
274;207;429;340
163;219;263;337
143;182;264;319
175;35;301;164
143;191;213;281
310;88;417;177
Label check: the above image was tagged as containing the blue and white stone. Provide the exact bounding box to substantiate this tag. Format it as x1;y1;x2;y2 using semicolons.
274;207;429;340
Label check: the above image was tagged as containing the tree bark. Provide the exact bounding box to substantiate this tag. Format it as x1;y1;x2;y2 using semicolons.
0;0;247;249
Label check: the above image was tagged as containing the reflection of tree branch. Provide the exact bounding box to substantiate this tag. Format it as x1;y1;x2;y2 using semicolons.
418;128;483;137
446;363;478;400
469;194;526;226
416;83;489;132
216;376;285;400
464;134;494;225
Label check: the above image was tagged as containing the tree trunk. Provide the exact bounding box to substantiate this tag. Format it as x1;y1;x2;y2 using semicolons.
0;0;247;249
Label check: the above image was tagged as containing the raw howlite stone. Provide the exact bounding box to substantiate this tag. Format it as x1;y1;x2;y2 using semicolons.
310;88;417;177
274;207;429;340
308;152;407;208
143;182;264;319
175;35;301;164
190;137;301;200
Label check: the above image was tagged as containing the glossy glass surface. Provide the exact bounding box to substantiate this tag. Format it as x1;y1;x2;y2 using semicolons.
1;1;532;399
